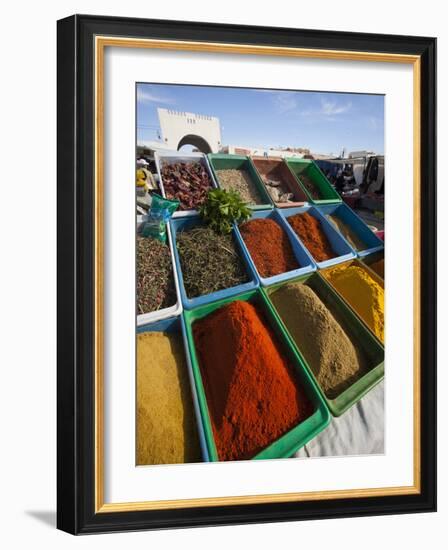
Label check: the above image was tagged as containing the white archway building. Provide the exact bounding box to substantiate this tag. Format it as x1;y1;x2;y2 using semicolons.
157;108;222;153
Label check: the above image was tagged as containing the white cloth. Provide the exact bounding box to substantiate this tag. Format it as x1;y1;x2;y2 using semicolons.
294;380;384;458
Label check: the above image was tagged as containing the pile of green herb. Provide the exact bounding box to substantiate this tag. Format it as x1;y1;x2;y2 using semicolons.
199;188;251;235
177;227;249;298
137;236;176;314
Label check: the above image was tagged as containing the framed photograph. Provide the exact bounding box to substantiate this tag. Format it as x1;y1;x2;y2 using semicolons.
57;14;436;534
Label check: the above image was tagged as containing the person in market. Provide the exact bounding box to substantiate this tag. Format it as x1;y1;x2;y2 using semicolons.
335;168;345;195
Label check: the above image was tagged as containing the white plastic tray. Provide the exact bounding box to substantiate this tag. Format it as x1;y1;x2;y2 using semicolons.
154;151;218;218
136;223;183;327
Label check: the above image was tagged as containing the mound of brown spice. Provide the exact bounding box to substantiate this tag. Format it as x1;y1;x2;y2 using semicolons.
270;282;367;399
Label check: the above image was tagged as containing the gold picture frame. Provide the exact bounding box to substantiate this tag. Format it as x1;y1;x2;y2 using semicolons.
57;15;436;534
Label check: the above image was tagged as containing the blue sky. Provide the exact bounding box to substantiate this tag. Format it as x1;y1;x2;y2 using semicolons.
137;83;384;155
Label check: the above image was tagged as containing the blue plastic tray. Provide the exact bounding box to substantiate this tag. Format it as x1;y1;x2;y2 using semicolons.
235;209;316;287
137;315;210;462
279;205;356;269
316;203;384;258
170;216;259;309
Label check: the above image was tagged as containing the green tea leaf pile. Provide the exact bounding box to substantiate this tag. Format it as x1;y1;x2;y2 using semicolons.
177;226;248;298
137;235;176;314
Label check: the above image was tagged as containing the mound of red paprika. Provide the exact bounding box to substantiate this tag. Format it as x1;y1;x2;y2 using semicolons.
239;218;298;278
287;212;336;262
193;300;313;461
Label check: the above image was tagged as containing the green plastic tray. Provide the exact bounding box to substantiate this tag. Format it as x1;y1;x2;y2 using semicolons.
285;159;342;204
320;259;384;345
207;154;273;211
251;156;308;207
264;272;384;417
182;288;330;461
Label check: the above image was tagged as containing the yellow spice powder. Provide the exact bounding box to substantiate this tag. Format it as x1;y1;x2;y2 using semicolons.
137;331;201;465
325;264;384;342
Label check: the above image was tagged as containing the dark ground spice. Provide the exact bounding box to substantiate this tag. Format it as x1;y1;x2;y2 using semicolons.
137;236;176;314
193;300;313;460
287;212;336;262
239;218;299;278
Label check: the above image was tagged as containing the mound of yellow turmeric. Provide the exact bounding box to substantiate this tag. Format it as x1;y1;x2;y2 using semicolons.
137;332;201;465
325;264;384;342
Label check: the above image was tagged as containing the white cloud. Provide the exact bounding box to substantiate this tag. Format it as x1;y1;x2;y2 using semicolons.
298;97;352;119
137;87;176;105
252;90;353;118
367;116;383;130
320;98;352;116
272;92;298;114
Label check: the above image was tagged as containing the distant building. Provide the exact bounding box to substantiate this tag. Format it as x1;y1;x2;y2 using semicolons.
310;152;337;160
157;108;221;153
219;145;307;159
348;150;375;158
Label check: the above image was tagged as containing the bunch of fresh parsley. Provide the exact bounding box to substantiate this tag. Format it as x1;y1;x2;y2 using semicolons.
199;188;251;235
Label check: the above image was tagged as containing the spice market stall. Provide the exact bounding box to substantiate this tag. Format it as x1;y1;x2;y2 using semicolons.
136;152;385;463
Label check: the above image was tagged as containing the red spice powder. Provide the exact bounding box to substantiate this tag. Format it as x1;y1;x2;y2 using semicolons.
288;212;336;262
193;300;313;461
239;218;298;278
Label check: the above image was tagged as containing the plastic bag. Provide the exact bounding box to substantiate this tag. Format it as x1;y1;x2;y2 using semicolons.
140;193;179;243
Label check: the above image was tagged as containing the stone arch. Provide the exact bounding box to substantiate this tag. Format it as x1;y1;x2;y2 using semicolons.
177;134;213;154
